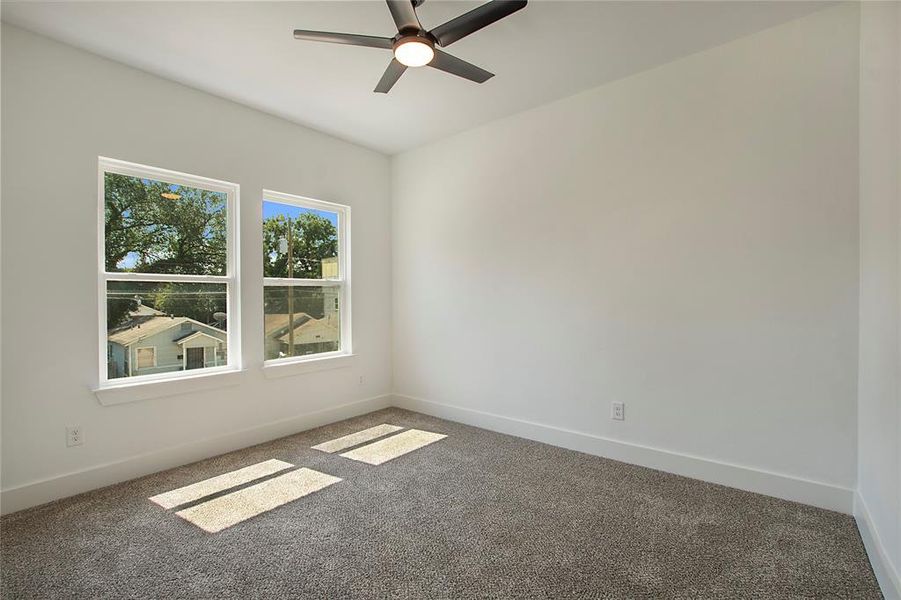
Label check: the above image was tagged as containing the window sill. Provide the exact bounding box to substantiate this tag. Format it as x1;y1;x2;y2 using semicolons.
93;369;244;406
262;353;355;379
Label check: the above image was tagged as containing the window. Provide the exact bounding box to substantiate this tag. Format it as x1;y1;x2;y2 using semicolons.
99;157;240;385
262;190;350;363
136;347;157;369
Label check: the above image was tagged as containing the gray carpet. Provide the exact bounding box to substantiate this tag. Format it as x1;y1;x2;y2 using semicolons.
0;408;882;599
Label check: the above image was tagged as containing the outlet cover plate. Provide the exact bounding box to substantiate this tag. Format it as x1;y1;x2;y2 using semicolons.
66;426;83;447
611;402;625;421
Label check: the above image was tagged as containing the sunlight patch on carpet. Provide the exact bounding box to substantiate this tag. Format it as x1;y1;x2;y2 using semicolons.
340;429;447;465
312;424;404;453
174;468;341;533
149;459;294;509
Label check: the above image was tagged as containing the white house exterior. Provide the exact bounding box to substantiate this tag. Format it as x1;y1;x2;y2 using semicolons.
107;314;227;379
263;285;340;360
264;311;339;360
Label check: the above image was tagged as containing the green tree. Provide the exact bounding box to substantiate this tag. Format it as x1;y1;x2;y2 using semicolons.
104;174;158;271
263;286;332;320
152;283;227;326
104;173;227;276
263;213;337;279
107;296;139;329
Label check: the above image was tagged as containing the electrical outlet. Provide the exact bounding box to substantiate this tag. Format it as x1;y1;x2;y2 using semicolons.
611;402;625;421
66;425;83;447
359;375;364;385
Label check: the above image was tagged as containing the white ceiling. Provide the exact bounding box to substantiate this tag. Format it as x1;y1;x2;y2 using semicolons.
2;1;832;154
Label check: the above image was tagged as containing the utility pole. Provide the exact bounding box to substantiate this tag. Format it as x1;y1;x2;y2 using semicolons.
286;216;295;356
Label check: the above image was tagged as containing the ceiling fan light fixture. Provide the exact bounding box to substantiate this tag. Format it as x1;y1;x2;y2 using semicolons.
292;0;528;93
393;37;434;67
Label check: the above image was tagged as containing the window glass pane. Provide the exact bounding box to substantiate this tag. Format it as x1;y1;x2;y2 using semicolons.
262;201;338;279
104;173;227;275
263;286;340;360
106;281;227;379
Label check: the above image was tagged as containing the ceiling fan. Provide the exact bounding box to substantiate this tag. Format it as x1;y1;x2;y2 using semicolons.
293;0;527;93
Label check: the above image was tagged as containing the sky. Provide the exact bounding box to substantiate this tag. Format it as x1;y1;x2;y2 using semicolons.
119;252;140;270
263;201;338;226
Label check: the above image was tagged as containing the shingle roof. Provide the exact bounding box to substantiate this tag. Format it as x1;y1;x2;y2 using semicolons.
264;313;312;337
108;316;224;346
108;316;189;346
273;315;338;344
130;304;166;317
172;330;224;344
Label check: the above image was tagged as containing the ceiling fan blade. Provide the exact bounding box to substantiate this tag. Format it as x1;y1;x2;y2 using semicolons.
293;30;393;50
428;49;494;83
374;59;408;93
430;0;527;47
386;0;422;33
429;48;494;83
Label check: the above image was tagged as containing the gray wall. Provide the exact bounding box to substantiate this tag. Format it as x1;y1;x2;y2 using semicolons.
1;24;392;499
393;5;860;499
857;2;901;594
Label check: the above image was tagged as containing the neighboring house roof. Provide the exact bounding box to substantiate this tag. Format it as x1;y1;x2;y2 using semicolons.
173;330;223;346
130;304;166;317
264;313;313;338
265;313;338;345
108;316;225;346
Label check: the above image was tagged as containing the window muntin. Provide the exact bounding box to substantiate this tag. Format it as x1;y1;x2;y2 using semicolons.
262;191;349;363
99;158;239;385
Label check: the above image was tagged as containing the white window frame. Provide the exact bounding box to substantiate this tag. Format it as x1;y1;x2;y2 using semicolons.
262;189;351;366
97;157;241;388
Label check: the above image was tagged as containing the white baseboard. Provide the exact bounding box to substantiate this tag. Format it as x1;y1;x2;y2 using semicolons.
0;393;393;516
855;491;901;600
393;393;854;514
